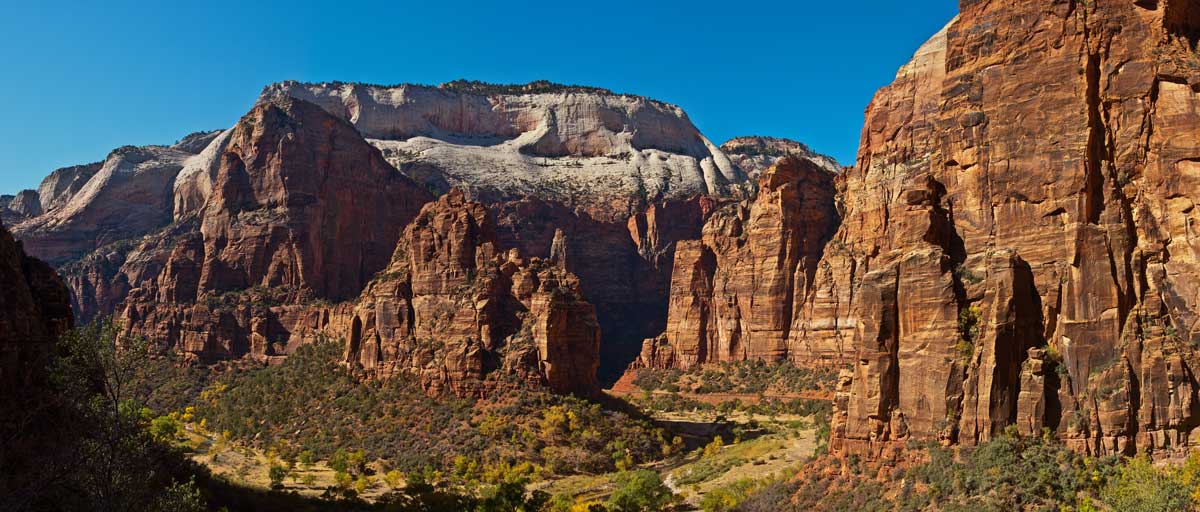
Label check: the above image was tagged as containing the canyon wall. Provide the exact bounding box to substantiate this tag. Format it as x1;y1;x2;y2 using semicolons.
12;81;794;386
828;0;1200;458
632;156;841;369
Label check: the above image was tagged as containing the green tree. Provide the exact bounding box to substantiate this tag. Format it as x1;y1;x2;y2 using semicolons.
149;414;180;441
330;448;350;474
607;470;674;512
268;465;288;489
0;322;213;511
298;449;315;467
1101;455;1192;512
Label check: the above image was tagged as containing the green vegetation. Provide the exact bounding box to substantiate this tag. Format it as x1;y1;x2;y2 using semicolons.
956;304;982;360
605;470;676;512
0;323;206;511
632;360;838;395
734;426;1200;512
193;341;670;478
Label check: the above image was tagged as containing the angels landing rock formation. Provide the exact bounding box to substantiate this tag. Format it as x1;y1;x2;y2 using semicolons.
826;0;1200;458
10;80;811;384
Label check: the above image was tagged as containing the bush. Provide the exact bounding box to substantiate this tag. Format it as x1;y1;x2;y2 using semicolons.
1100;455;1191;512
607;470;675;512
268;465;287;489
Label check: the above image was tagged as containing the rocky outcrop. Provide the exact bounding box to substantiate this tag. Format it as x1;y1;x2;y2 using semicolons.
13;134;221;266
35;162;101;212
491;195;717;382
293;190;601;396
7;190;42;218
260;80;747;223
1;190;45;226
0;222;72;386
105;96;433;360
630;156;840;370
829;0;1200;458
721;136;841;178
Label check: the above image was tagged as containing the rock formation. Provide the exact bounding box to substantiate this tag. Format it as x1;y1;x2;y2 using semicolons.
263;80;747;223
631;155;840;370
721;136;842;178
826;0;1200;458
13;133;222;266
296;190;602;397
6;80;775;384
106;96;432;361
0;221;72;386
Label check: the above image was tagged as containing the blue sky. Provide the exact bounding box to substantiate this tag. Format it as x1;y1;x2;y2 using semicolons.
0;0;958;193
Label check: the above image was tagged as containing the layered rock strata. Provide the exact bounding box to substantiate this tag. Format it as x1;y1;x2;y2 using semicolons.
721;136;842;178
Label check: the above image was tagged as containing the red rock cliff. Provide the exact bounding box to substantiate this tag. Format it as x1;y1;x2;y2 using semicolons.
94;97;433;362
631;156;840;370
827;0;1200;458
291;190;602;397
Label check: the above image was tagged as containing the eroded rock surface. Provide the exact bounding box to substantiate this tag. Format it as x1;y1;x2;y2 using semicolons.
721;136;841;178
828;0;1200;458
296;190;602;396
260;80;747;223
630;156;841;369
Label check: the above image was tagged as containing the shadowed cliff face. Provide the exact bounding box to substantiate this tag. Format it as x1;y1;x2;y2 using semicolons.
823;0;1200;458
0;222;72;387
489;195;717;384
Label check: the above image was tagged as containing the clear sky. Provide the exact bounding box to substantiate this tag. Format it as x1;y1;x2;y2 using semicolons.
0;0;959;194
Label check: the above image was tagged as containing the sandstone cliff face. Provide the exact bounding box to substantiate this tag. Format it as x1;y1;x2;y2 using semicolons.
104;97;432;361
13;133;221;266
721;136;842;179
36;162;102;212
827;0;1200;458
261;80;747;223
290;190;601;397
490;195;716;382
0;222;72;386
1;192;39;226
631;156;840;370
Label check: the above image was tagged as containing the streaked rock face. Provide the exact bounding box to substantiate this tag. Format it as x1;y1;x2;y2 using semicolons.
631;156;840;370
13;134;221;266
112;96;432;359
259;80;747;223
828;0;1200;458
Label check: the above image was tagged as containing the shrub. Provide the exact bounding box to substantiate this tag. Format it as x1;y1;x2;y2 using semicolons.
607;470;674;512
1100;455;1191;512
268;465;287;489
